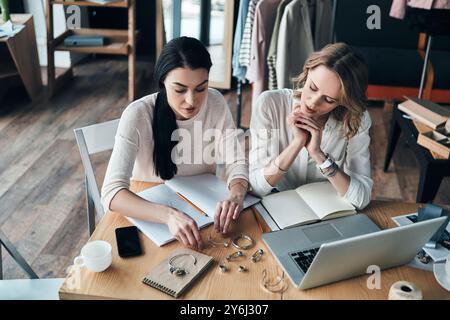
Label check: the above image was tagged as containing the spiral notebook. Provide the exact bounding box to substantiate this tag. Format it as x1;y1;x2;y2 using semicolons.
142;248;214;298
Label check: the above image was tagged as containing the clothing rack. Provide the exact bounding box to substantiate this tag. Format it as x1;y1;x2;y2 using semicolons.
418;35;432;99
235;0;338;129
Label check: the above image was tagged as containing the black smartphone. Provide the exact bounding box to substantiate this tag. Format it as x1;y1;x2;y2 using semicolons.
115;226;142;258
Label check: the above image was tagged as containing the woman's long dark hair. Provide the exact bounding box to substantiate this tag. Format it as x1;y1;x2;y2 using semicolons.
152;37;212;180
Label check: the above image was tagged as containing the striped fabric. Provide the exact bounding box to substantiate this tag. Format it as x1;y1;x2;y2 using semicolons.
267;55;277;90
239;0;260;68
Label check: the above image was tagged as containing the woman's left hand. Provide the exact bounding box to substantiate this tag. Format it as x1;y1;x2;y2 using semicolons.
214;191;245;234
294;114;324;158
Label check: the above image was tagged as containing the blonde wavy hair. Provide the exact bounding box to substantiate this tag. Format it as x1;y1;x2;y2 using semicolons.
293;43;369;139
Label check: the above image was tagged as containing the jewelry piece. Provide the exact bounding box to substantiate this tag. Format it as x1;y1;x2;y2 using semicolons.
327;164;338;177
218;263;228;273
208;232;230;248
226;250;244;261
320;161;338;177
232;234;255;250
261;268;288;293
272;159;287;173
238;265;247;272
228;180;249;191
168;253;197;276
316;153;334;170
251;248;264;263
417;250;431;264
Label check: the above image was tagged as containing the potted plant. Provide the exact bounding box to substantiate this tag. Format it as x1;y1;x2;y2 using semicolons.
0;0;10;22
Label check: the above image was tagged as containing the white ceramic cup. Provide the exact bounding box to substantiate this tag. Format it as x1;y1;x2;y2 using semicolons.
445;254;450;280
74;240;112;272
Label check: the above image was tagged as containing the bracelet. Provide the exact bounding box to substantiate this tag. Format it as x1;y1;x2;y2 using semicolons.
272;160;287;173
320;162;338;177
316;153;334;170
228;180;249;191
317;153;332;170
168;253;197;276
232;234;255;250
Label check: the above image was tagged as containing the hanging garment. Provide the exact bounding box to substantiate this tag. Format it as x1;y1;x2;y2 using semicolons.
314;0;334;50
267;0;292;90
232;0;250;81
246;0;281;106
404;7;450;36
276;0;314;89
239;0;260;68
390;0;450;19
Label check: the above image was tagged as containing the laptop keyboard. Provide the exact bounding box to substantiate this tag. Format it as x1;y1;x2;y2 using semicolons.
289;248;320;274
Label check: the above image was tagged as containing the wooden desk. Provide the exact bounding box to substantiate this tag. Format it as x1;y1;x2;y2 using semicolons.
59;182;450;300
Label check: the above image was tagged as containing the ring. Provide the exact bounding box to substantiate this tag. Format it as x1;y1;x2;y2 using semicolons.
232;234;254;250
238;265;247;272
251;248;264;263
218;263;228;273
168;253;197;276
226;250;244;261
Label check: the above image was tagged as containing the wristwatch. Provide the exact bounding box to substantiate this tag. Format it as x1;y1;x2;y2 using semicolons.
316;153;334;171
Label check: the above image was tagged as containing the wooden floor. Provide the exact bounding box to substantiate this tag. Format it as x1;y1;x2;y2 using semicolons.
0;58;449;279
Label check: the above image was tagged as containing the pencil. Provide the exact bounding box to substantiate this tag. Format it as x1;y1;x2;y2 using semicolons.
252;209;264;234
176;192;207;216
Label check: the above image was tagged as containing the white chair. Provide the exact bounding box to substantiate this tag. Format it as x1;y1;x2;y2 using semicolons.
0;278;65;300
0;230;64;300
74;119;120;236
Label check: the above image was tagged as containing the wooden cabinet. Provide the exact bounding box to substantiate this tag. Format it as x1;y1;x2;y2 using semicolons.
0;14;43;101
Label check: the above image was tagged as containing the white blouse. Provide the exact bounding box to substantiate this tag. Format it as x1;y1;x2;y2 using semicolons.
249;89;373;209
101;88;248;211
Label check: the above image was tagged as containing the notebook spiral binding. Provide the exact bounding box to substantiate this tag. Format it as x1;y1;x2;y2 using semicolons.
142;278;176;297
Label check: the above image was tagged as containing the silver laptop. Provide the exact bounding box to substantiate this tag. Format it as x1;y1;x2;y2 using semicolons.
262;214;446;290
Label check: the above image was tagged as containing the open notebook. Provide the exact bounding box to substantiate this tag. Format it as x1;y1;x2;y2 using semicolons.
261;181;356;229
128;184;214;246
128;174;260;246
165;174;261;215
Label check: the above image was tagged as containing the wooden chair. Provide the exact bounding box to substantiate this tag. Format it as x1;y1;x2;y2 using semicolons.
74;119;119;236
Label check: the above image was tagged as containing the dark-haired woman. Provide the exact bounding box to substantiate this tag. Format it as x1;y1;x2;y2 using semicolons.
101;37;248;249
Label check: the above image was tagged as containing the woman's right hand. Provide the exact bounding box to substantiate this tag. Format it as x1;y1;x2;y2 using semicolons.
166;208;204;249
287;112;309;147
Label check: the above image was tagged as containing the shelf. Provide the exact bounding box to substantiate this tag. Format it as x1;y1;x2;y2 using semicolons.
52;28;132;55
46;0;137;101
51;1;128;8
0;62;19;80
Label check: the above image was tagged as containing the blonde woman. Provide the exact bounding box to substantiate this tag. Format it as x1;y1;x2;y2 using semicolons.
249;43;372;209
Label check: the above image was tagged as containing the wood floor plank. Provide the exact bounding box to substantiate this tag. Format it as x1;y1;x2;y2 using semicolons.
0;139;82;240
0;64;130;202
0;139;75;226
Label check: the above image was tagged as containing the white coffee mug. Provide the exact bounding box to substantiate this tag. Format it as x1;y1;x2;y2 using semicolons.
445;254;450;280
74;240;112;272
